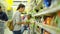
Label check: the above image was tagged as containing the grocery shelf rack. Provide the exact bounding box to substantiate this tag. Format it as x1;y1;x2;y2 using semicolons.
36;23;60;34
29;0;60;34
32;5;60;34
33;5;60;16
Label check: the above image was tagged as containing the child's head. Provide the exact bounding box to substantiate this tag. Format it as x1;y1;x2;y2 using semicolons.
27;14;31;19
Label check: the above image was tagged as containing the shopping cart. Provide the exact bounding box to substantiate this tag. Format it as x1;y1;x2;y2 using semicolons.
0;20;5;34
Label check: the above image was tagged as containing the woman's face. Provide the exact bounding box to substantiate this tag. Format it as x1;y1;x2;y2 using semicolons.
19;7;25;13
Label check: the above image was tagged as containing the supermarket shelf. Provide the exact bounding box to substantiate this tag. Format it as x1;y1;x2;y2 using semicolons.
33;0;43;10
33;5;60;16
36;23;60;34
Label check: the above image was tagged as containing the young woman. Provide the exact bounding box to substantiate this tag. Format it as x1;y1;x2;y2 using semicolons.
12;4;26;34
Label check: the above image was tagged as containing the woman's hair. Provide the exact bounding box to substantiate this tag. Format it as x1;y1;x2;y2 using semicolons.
17;4;25;10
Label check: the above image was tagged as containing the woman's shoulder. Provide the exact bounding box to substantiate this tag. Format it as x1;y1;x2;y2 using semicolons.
13;11;21;15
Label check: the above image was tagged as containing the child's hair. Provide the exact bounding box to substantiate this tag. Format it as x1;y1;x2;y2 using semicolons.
28;14;32;18
17;4;25;10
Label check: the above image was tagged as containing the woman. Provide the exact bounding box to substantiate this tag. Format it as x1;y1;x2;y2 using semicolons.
12;4;26;34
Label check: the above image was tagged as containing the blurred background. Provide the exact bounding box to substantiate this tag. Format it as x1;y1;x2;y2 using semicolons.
0;0;60;34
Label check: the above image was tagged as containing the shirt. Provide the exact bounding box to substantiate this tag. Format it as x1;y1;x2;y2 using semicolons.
0;11;8;21
12;11;22;31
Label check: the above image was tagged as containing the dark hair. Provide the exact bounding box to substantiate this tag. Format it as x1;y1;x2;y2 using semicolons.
0;6;1;8
28;14;32;18
17;4;25;10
